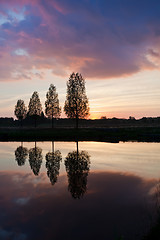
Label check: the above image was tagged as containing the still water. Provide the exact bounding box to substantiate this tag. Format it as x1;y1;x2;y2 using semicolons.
0;141;160;240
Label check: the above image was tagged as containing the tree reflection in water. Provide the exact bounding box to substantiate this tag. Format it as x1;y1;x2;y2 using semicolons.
65;142;90;199
46;141;62;185
15;142;28;166
29;142;43;176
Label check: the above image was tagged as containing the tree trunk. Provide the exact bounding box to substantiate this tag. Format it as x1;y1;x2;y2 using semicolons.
20;118;23;128
76;116;79;129
52;117;54;128
75;101;78;129
52;141;54;153
76;141;78;161
35;116;37;128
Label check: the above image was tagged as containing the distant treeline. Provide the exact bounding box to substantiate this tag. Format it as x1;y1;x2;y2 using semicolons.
1;116;160;128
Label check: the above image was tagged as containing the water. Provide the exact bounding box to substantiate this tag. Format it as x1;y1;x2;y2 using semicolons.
0;141;159;240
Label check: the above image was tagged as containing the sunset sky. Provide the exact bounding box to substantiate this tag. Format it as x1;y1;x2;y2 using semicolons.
0;0;160;119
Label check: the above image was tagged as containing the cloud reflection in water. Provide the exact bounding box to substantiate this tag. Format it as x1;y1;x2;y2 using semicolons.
0;170;156;240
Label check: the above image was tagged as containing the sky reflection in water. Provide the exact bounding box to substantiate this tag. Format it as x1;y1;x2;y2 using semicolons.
0;141;159;240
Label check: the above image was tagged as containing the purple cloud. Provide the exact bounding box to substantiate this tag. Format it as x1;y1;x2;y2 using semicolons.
0;0;160;81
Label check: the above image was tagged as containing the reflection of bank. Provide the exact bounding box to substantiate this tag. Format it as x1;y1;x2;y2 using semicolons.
29;142;43;176
45;141;62;185
65;141;90;199
15;142;28;166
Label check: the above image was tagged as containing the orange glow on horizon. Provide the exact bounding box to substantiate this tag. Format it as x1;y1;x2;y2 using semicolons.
89;112;107;120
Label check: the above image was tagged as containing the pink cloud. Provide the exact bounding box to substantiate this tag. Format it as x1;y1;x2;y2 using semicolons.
0;0;160;81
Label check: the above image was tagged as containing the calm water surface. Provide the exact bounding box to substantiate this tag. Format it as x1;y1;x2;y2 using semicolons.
0;141;160;240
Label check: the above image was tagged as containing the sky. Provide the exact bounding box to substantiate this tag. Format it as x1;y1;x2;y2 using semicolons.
0;0;160;119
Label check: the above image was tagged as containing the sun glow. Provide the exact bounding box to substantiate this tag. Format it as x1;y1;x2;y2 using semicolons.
89;112;105;120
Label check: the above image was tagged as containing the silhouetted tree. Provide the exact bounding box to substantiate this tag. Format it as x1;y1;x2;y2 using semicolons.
45;142;62;185
29;142;43;176
129;116;135;120
64;72;89;128
15;143;28;166
14;99;27;126
28;91;42;127
65;142;90;199
45;84;61;128
100;116;107;119
41;111;45;119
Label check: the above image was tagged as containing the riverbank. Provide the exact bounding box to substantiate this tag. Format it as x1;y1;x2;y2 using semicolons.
0;126;160;142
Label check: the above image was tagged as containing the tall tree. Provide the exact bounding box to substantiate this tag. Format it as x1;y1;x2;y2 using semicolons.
45;84;61;128
65;142;90;199
15;144;28;166
45;142;62;185
28;91;42;127
64;72;89;128
14;99;27;126
29;142;43;176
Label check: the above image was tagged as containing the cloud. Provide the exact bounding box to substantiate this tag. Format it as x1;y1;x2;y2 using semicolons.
15;197;30;205
0;0;160;81
0;228;27;240
0;170;156;239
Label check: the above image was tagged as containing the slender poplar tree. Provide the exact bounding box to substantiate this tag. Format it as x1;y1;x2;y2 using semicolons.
15;145;28;166
45;142;62;185
45;84;61;128
28;91;42;127
14;99;27;127
29;142;43;176
65;141;90;199
64;72;89;128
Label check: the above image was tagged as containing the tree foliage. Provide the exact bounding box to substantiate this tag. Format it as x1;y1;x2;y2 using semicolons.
28;91;42;117
15;146;28;166
29;143;43;176
65;148;90;199
14;99;27;120
45;84;61;119
46;150;62;185
64;73;89;121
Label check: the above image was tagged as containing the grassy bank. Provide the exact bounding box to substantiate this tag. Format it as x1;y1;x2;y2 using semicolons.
0;126;160;142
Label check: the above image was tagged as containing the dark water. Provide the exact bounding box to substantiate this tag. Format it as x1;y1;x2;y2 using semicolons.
0;141;159;240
